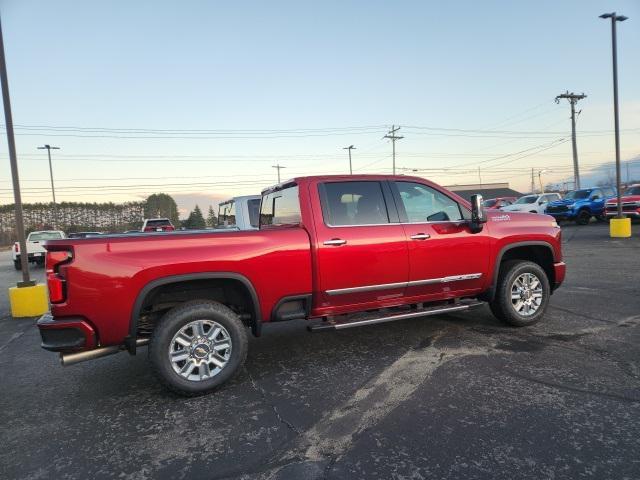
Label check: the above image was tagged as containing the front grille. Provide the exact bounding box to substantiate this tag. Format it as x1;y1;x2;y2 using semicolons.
547;205;568;213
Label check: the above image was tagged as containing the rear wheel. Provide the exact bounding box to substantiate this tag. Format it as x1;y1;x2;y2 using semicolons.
149;300;248;396
489;260;550;327
13;259;21;270
576;209;591;225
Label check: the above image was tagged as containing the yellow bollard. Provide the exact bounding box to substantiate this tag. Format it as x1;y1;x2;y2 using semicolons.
610;217;632;238
8;283;49;318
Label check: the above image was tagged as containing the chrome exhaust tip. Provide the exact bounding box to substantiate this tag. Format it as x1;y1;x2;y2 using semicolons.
60;338;150;366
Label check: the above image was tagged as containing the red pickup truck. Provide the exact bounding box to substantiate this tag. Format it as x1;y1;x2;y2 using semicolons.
38;175;565;396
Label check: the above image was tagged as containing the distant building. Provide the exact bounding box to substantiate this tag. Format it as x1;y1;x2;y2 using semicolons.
444;182;523;201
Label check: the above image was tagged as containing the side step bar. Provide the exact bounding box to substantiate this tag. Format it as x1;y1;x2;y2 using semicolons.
308;300;485;332
60;338;149;366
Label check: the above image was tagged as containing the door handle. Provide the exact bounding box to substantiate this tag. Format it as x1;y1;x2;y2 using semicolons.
323;238;347;246
410;233;431;240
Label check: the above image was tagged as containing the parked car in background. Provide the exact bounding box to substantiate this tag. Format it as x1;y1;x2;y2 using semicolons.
216;195;261;230
38;174;565;396
482;197;517;210
501;193;562;214
546;187;616;225
13;230;66;269
605;184;640;219
68;232;104;238
142;218;175;232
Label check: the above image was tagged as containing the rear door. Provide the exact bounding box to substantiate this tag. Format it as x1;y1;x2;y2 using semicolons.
313;180;409;309
390;180;490;300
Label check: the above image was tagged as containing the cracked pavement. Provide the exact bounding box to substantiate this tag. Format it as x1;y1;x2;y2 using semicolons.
0;223;639;479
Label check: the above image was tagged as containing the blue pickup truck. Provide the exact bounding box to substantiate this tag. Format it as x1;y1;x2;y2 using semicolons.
545;187;616;225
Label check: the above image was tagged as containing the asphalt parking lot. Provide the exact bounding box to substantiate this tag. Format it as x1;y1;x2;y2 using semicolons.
1;223;639;480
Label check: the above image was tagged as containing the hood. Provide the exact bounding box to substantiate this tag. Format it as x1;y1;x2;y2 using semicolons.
501;204;534;212
606;195;640;205
548;198;579;207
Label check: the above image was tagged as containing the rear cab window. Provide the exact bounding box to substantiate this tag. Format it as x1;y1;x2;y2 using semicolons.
217;201;236;228
247;199;261;228
318;181;390;226
260;184;301;227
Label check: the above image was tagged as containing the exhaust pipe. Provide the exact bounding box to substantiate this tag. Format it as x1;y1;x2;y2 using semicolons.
60;338;149;366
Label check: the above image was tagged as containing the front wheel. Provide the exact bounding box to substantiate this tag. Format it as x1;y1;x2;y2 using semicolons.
489;260;550;327
149;300;248;396
576;210;591;225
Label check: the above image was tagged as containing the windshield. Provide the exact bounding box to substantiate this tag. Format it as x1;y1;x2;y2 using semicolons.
624;186;640;196
28;231;64;241
145;219;171;227
483;199;497;207
514;196;537;205
564;190;591;200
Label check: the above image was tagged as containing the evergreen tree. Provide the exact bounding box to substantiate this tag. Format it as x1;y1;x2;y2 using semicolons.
184;205;206;229
206;205;217;227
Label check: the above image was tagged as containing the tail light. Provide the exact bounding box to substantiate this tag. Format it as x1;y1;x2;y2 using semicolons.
46;250;73;304
14;242;19;253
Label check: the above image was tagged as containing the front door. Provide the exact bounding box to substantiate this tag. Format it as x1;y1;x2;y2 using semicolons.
390;181;490;300
313;180;409;311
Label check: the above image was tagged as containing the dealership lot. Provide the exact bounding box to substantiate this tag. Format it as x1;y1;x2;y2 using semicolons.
0;223;639;480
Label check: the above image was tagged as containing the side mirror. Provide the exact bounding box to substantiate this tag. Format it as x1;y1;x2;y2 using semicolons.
469;194;486;233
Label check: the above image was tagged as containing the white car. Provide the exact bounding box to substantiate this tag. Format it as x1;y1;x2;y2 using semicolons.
13;230;66;270
216;195;261;231
501;193;562;214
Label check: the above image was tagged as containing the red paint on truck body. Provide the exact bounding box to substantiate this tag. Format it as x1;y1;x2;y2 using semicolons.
40;175;564;352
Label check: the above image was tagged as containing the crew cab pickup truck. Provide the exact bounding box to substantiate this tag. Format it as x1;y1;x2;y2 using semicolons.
604;184;640;219
38;175;565;396
216;195;261;230
546;187;616;225
13;230;65;270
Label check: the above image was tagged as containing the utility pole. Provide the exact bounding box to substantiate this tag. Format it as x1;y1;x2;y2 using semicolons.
383;125;403;175
272;164;285;183
0;14;32;285
38;144;60;227
343;145;356;174
531;168;535;194
538;169;549;194
555;91;586;190
600;12;628;220
477;166;482;185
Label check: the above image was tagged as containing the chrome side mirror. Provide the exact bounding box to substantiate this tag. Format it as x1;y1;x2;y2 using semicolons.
470;194;486;233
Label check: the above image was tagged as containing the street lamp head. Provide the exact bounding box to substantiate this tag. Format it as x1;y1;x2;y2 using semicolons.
617;16;628;21
600;13;613;19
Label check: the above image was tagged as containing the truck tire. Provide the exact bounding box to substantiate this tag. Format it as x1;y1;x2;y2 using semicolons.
13;259;21;270
489;260;550;327
149;300;248;396
576;209;591;225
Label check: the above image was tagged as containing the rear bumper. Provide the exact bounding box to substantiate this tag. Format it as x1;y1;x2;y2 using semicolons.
37;314;97;352
553;261;566;291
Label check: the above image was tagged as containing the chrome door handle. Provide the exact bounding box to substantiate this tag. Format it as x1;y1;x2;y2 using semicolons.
410;233;431;240
323;238;347;246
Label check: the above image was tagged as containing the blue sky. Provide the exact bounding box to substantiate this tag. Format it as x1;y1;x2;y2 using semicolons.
1;0;639;216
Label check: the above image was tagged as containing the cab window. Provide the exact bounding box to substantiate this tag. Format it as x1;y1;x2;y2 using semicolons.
394;181;464;222
319;181;390;226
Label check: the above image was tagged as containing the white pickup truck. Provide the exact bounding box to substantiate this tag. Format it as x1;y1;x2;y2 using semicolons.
216;195;261;230
13;230;66;269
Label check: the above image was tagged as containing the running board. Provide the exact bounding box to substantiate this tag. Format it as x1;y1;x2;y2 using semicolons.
308;300;485;332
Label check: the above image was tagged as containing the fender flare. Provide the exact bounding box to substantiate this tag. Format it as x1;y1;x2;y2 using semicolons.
126;272;262;353
481;241;556;302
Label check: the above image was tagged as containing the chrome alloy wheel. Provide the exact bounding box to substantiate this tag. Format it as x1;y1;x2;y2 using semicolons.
169;320;232;381
510;272;543;316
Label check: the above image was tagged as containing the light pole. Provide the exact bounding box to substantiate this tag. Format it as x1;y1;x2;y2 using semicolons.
343;145;356;174
538;169;549;194
38;144;60;227
600;12;628;222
